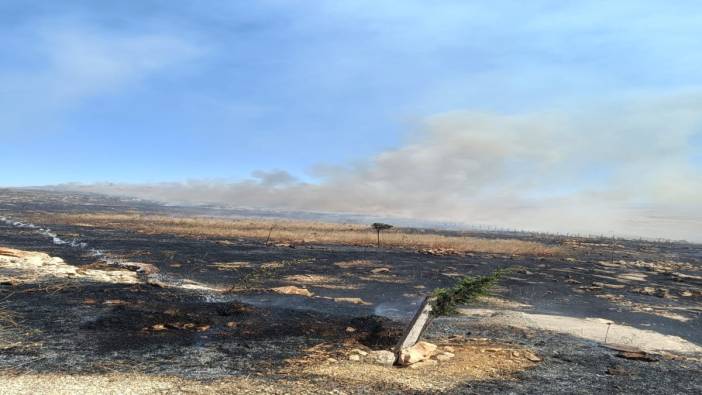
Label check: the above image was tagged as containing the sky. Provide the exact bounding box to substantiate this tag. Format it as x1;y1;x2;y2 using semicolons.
2;1;702;240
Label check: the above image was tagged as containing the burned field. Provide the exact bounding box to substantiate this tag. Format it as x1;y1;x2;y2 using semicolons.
0;189;701;394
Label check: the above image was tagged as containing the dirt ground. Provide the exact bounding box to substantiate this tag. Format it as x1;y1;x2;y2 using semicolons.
0;188;701;394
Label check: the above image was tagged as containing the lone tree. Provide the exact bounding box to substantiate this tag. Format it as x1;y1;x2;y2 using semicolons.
371;223;393;248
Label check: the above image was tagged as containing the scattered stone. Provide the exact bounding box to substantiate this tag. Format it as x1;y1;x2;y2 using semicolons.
659;351;687;361
83;298;97;305
333;297;371;305
145;277;168;288
617;351;657;362
410;359;438;369
420;248;459;256
634;287;657;296
671;272;702;285
151;324;166;331
633;287;674;298
371;267;391;274
436;352;455;362
367;350;396;367
399;341;438;366
443;346;455;353
261;262;284;269
617;273;647;282
345;326;356;333
604;344;657;361
226;321;238;328
114;262;160;275
196;325;210;332
592;282;626;289
523;351;542;362
326;358;337;363
270;286;313;297
348;354;361;362
350;348;368;356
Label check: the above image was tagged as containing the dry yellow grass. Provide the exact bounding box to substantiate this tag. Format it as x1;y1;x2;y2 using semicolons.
28;212;561;256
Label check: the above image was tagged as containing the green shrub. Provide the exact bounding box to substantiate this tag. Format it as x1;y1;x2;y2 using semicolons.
431;269;506;316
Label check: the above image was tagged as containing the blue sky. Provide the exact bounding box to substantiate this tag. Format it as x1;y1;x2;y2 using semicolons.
3;1;701;185
2;1;702;239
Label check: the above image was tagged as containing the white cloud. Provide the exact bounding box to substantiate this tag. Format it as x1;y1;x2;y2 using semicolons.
0;21;204;135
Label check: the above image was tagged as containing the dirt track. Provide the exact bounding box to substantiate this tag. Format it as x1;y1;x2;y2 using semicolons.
0;189;701;394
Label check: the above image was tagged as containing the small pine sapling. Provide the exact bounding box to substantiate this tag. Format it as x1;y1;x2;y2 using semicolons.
430;269;507;316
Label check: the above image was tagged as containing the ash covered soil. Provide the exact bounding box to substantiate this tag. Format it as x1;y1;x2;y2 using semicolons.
0;189;701;394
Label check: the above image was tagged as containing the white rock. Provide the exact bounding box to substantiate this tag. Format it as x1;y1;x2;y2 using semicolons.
436;352;455;362
270;286;313;297
399;341;438;366
351;348;368;356
367;350;396;367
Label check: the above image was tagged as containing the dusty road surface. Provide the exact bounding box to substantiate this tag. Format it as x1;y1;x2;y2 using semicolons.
0;189;701;394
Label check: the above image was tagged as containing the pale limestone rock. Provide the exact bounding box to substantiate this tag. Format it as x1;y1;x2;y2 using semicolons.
367;350;396;367
436;352;455;362
399;341;438;366
270;286;313;297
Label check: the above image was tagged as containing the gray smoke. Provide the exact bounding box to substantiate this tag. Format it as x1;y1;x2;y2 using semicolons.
56;93;702;242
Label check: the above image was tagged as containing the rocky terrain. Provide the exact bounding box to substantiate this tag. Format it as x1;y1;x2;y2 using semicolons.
0;188;700;394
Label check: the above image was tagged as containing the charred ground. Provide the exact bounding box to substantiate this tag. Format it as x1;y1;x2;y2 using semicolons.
0;188;700;394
